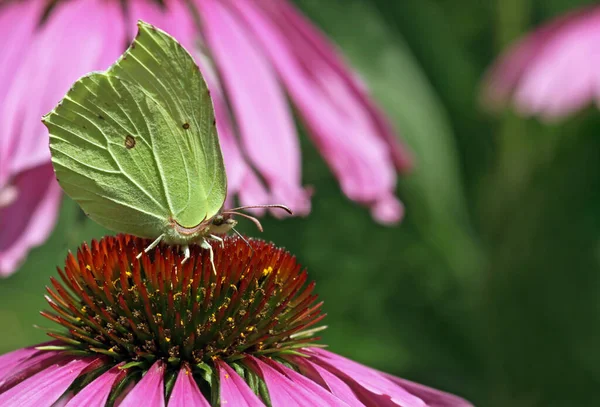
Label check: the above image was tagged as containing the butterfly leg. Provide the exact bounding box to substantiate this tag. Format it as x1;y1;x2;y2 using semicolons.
200;238;216;275
181;245;191;265
136;234;164;259
209;234;224;248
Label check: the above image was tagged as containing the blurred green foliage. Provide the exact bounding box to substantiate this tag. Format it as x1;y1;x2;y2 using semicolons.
3;0;600;405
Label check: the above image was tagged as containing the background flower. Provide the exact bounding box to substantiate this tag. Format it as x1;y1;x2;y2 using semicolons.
0;0;411;276
481;5;600;120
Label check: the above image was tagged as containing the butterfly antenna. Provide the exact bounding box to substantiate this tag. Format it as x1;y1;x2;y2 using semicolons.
232;227;254;252
227;204;293;215
222;211;264;232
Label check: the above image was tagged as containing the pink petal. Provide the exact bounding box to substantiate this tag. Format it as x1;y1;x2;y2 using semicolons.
65;364;126;407
383;374;473;407
0;0;126;178
371;195;405;225
0;358;94;407
258;357;351;406
294;357;365;406
196;0;310;215
0;346;43;384
0;349;62;390
258;0;412;172
225;0;400;219
482;6;600;120
119;361;165;407
168;365;210;407
0;0;44;187
0;164;62;276
308;348;427;407
216;360;264;407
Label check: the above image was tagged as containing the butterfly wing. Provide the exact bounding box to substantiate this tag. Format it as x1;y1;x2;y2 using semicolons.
44;21;226;238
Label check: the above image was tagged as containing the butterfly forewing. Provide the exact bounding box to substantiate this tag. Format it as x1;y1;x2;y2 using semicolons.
44;21;227;238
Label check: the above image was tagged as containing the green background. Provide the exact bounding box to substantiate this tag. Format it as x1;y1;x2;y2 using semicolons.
2;0;600;405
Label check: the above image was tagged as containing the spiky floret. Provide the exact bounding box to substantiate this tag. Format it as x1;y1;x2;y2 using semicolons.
41;235;325;373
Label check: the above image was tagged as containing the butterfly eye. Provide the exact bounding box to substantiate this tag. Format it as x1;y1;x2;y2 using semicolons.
212;216;224;226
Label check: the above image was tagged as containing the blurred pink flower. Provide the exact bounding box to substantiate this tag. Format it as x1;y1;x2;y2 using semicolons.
0;0;412;275
482;6;600;120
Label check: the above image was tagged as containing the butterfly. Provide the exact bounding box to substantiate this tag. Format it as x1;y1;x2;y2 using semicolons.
42;21;290;271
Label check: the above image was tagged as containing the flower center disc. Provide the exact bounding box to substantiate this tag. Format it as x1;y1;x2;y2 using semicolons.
43;234;324;369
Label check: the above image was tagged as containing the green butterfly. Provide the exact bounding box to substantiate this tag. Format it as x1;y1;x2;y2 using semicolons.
43;21;289;269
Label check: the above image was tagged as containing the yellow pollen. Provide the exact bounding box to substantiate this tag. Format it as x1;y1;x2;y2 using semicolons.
209;314;216;323
126;271;132;277
262;266;273;276
225;374;230;379
85;265;91;270
165;337;171;343
227;317;234;323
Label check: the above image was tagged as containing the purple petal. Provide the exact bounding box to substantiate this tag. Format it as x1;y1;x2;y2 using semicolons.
383;374;473;407
196;0;310;215
216;360;264;407
258;357;352;406
0;0;126;178
482;6;600;120
0;348;63;390
0;345;43;384
0;164;62;276
308;348;427;407
0;358;94;407
119;361;165;407
259;0;413;172
0;0;44;187
294;357;365;406
65;364;126;407
168;365;210;407
227;0;405;222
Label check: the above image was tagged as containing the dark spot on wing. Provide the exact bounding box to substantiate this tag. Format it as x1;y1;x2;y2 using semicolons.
182;122;190;130
125;135;136;149
213;119;216;126
98;115;104;120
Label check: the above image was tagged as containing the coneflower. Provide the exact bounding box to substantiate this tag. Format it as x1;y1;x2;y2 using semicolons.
0;235;471;406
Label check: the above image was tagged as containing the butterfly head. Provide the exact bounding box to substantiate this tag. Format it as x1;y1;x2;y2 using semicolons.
208;213;237;235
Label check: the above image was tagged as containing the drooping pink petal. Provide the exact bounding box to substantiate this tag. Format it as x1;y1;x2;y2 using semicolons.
0;358;94;407
195;0;310;215
0;0;126;178
0;164;62;276
258;0;413;172
225;0;402;222
119;360;165;407
383;374;473;407
294;356;366;406
168;364;210;407
308;348;427;407
0;0;127;276
258;357;352;406
482;6;600;120
65;364;126;407
0;0;44;187
216;360;264;407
